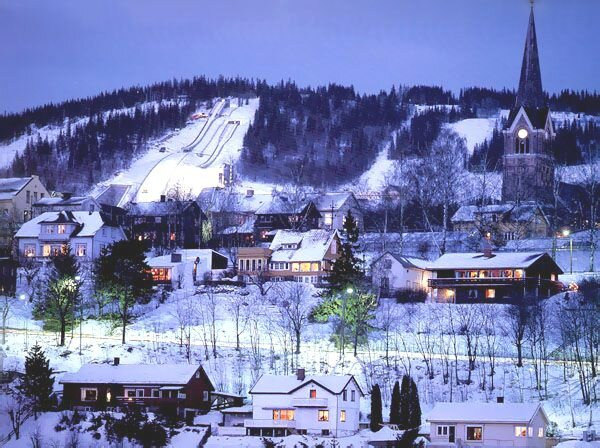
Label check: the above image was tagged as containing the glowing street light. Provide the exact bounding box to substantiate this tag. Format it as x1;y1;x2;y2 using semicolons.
562;229;573;274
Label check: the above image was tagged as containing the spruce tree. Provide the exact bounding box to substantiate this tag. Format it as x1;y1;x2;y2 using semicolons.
398;374;411;429
369;384;383;432
328;210;362;291
389;380;401;425
20;343;54;416
408;377;422;430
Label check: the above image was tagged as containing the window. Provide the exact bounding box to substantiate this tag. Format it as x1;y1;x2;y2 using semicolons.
310;389;317;398
203;391;209;401
292;263;300;272
57;224;66;234
515;426;527;437
324;212;333;227
195;371;200;379
311;262;319;271
466;426;482;441
33;192;37;202
340;410;346;422
81;388;98;401
76;244;87;257
273;409;295;420
322;429;330;436
43;245;51;257
342;390;347;401
383;258;392;269
24;244;36;257
437;426;449;436
136;389;144;397
26;190;30;204
528;427;533;437
538;427;544;438
125;389;136;398
152;389;160;398
485;289;495;299
514;269;524;279
318;410;329;422
351;390;355;402
46;225;55;234
239;260;244;271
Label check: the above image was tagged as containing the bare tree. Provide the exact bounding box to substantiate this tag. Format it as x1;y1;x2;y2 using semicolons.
481;304;501;391
456;305;482;385
577;159;600;271
4;391;30;440
227;289;252;351
274;282;313;355
171;293;196;362
503;293;533;368
197;287;219;358
1;294;15;345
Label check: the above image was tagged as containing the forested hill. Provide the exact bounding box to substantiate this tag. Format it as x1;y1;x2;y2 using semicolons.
1;76;599;192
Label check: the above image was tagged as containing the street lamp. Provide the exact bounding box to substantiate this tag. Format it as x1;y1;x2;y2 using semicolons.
340;287;353;362
562;229;573;274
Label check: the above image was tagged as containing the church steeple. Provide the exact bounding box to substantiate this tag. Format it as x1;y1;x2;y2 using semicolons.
515;4;544;108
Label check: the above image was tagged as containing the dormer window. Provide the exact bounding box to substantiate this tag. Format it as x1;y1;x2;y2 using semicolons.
57;224;66;234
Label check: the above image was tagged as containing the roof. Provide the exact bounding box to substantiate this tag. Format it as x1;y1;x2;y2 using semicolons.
220;405;252;414
146;249;227;267
269;229;337;263
0;177;33;200
507;106;550;130
60;363;201;385
428;251;555;271
250;374;362;396
14;211;111;238
368;426;404;442
371;252;429;270
451;202;545;224
428;402;544;424
197;188;270;214
254;196;311;215
95;184;132;208
128;200;198;216
34;196;90;207
310;192;353;212
219;217;256;235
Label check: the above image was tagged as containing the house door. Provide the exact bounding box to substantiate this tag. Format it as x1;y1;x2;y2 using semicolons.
449;426;455;443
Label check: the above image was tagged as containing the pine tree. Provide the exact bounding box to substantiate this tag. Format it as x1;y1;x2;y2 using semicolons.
20;343;54;416
398;374;411;429
328;210;362;291
408;377;422;430
389;380;401;425
370;384;383;432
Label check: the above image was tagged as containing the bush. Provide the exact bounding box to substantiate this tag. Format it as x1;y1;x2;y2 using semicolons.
139;421;168;448
54;424;66;432
395;288;427;304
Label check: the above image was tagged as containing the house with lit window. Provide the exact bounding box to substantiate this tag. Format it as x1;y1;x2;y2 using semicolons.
309;192;363;231
14;210;126;261
126;198;203;251
427;249;563;303
244;369;363;437
370;251;430;297
32;192;100;217
0;176;49;256
253;196;321;242
237;229;340;285
60;358;215;420
428;402;548;448
146;249;229;287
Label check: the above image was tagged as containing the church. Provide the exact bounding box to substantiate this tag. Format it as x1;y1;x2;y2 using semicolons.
453;4;557;243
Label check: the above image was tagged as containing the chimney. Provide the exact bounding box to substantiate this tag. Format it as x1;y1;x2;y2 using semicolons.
246;189;254;198
113;357;120;366
497;396;504;404
171;253;182;263
160;194;166;202
483;247;493;258
62;192;73;200
296;368;305;381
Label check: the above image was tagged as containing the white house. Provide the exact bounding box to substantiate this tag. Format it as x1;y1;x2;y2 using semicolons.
146;249;229;287
14;210;126;261
370;251;430;297
427;402;549;448
245;369;363;437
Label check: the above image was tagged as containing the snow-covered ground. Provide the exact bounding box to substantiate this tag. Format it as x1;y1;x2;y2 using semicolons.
447;118;497;155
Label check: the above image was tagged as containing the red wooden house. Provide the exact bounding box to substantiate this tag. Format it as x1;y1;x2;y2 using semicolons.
60;358;215;420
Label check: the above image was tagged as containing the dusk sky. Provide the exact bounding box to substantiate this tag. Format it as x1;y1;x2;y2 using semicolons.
1;0;598;113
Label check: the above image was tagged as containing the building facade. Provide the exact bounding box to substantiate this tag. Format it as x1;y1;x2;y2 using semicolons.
370;252;430;297
245;369;363;437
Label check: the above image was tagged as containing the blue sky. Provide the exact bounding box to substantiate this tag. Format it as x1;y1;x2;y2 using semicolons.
1;0;598;113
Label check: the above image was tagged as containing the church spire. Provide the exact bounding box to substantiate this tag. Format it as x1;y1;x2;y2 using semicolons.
515;4;544;108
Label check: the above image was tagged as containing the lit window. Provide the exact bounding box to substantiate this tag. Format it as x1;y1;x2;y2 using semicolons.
528;427;533;437
292;263;300;272
57;224;66;234
514;269;524;279
300;262;311;272
310;389;317;398
340;410;346;422
43;245;51;257
466;426;482;441
538;427;544;438
515;426;527;437
318;410;329;421
311;262;319;271
273;409;295;421
76;244;87;257
24;245;36;257
486;289;495;299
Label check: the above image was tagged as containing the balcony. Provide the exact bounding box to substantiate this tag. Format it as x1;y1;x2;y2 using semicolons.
39;233;70;242
244;419;296;429
428;277;562;290
292;398;328;407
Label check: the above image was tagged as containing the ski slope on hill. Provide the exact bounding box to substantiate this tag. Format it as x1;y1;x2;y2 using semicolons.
91;98;259;202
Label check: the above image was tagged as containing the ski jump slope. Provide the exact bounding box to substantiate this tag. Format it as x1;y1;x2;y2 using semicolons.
97;97;259;203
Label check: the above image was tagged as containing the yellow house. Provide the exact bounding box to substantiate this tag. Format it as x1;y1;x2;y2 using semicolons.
0;176;49;254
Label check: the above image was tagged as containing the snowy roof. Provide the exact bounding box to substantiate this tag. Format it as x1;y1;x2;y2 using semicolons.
95;184;132;208
254;196;311;215
14;211;110;238
146;249;226;267
269;229;336;263
60;363;201;385
0;177;33;200
220;405;253;414
34;196;90;207
219;217;256;235
309;192;354;212
428;252;552;270
250;373;362;396
427;402;544;424
197;188;270;213
128;200;197;216
367;426;403;442
371;252;429;270
451;202;544;223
